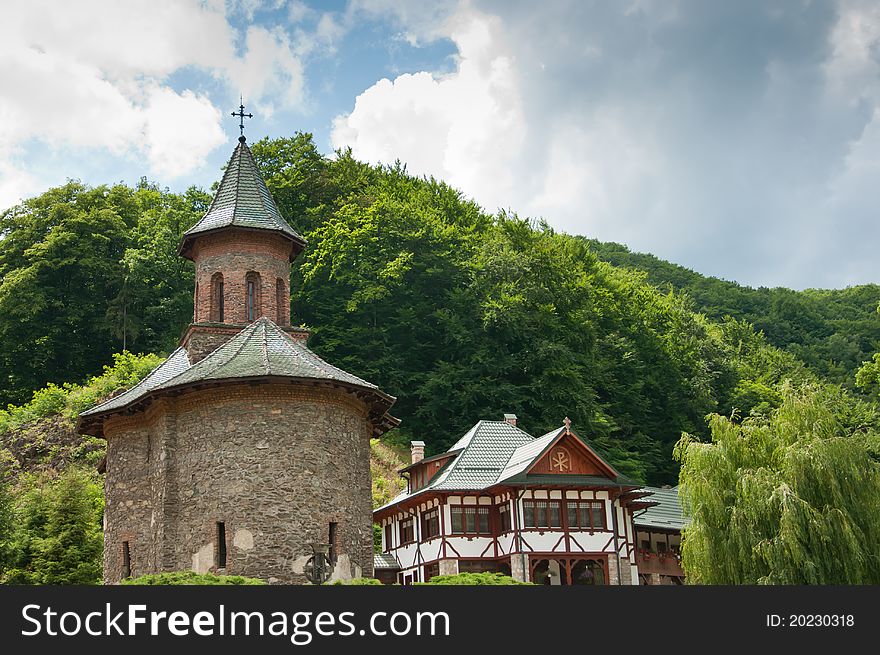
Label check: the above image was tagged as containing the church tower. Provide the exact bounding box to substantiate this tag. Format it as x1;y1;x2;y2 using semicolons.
78;127;398;584
178;134;308;363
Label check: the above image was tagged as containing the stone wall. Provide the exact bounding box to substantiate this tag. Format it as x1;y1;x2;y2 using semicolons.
190;229;293;326
103;383;373;584
510;553;528;582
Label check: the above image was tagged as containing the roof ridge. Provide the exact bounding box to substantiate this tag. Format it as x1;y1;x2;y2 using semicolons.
260;319;271;374
232;141;243;225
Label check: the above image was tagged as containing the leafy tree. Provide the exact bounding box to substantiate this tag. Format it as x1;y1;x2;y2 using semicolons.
675;384;880;584
3;469;103;584
0;462;14;577
31;469;103;584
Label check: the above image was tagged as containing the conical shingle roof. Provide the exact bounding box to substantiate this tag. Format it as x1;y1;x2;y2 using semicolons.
78;318;399;437
179;136;306;260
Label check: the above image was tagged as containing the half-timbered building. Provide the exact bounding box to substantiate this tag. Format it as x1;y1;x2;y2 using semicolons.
373;415;655;585
633;485;688;584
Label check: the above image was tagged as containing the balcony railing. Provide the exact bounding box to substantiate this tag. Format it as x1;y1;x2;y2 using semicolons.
635;550;684;576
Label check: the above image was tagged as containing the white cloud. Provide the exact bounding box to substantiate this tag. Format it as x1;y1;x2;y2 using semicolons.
0;0;308;207
332;5;525;212
331;0;880;288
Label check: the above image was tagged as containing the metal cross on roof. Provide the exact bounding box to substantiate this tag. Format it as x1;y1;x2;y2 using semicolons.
231;97;253;137
563;416;572;432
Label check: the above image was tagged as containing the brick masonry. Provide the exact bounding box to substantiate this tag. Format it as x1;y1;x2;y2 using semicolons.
191;229;294;326
102;384;374;584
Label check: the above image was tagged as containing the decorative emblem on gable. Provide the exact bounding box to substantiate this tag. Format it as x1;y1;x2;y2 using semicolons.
550;448;571;472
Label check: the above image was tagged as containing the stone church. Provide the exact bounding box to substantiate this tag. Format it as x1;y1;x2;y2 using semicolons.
78;134;399;584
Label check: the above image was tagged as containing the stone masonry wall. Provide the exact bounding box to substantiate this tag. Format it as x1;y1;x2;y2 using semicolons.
191;230;292;326
103;383;373;584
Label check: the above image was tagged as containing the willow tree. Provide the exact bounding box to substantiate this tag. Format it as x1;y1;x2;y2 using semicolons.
675;384;880;584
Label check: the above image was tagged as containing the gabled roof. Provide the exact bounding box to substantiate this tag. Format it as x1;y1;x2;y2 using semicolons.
179;137;306;260
429;421;534;491
498;426;637;486
78;317;399;437
374;420;641;515
633;486;689;532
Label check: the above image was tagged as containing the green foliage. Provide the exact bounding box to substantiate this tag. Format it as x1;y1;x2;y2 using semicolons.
370;439;407;509
675;384;880;584
856;352;880;400
417;572;531;585
122;571;265;585
0;351;163;433
1;134;870;485
327;577;384;585
0;182;207;405
2;468;103;584
588;240;880;388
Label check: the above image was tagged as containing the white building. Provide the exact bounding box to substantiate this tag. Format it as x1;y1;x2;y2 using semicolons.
373;415;655;585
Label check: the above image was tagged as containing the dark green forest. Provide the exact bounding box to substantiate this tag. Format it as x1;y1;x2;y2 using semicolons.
1;133;879;486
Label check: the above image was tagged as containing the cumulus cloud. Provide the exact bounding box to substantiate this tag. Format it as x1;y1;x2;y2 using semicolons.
333;0;880;289
0;0;306;205
333;5;525;213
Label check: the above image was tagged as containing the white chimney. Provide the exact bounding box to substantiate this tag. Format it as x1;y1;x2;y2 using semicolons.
410;441;425;464
504;413;517;427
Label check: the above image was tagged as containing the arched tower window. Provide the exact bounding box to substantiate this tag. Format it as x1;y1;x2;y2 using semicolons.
210;273;224;322
276;278;286;324
246;272;261;322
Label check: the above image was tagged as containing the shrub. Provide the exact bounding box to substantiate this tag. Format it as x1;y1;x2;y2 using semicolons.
327;577;383;585
418;572;531;585
122;571;265;585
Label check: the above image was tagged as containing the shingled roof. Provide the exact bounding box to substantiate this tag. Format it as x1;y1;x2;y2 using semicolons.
179;136;306;260
78;317;399;438
633;486;689;532
376;420;641;513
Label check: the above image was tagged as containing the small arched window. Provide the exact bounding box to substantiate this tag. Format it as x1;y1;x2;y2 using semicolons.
210;273;224;322
276;278;286;324
246;272;261;322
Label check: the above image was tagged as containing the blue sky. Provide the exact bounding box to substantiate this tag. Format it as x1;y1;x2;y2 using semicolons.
1;0;879;290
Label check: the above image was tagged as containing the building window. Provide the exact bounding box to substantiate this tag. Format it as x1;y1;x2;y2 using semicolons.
424;562;440;581
450;506;490;535
245;272;261;321
459;560;507;574
399;517;415;545
328;522;338;564
210;273;224;322
276;278;286;323
384;523;393;551
498;503;511;533
523;500;562;529
566;500;606;530
217;522;227;569
121;541;131;580
421;508;440;540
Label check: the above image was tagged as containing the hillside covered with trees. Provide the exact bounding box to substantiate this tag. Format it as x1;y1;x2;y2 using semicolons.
2;131;880;584
0;133;878;487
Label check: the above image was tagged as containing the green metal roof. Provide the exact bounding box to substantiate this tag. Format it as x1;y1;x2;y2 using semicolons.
78;317;399;437
375;420;640;514
430;421;534;491
633;486;689;531
374;553;400;570
179;137;305;260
